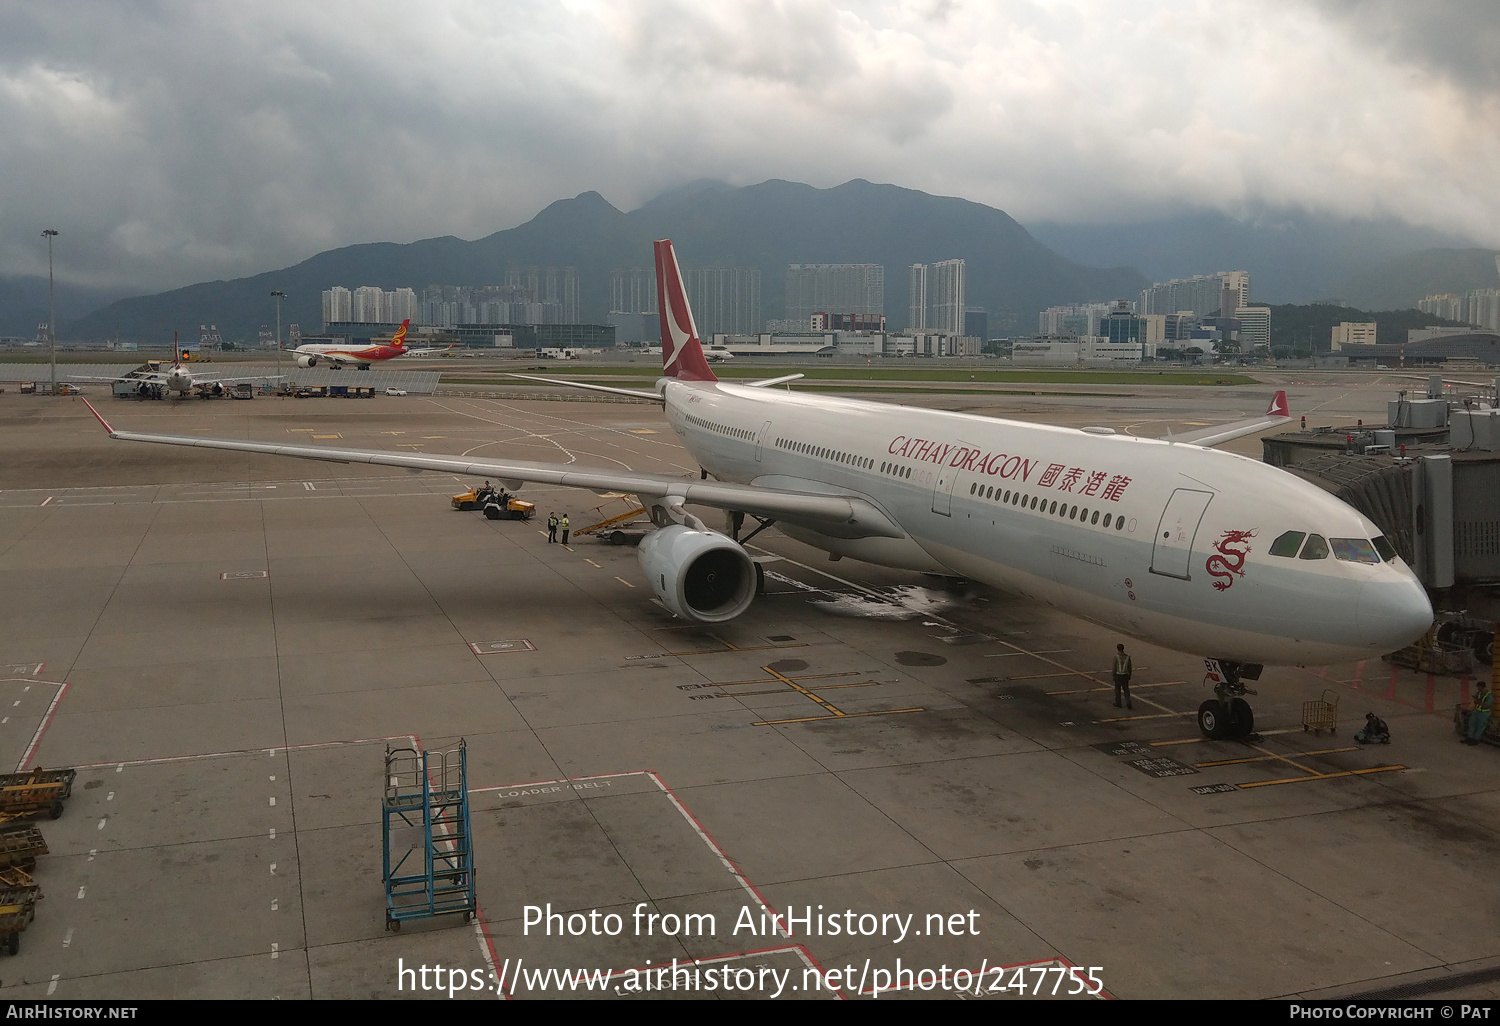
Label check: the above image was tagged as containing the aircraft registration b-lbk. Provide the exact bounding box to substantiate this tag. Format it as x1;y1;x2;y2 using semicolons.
81;240;1433;739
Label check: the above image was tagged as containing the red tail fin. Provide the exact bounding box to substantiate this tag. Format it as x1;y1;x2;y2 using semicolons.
1267;390;1289;417
392;319;410;349
653;240;717;382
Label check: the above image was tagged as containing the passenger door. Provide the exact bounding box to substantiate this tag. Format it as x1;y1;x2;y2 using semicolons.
930;441;974;517
1150;488;1214;580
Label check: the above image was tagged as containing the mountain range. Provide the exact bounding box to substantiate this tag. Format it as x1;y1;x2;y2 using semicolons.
64;180;1148;343
30;181;1500;343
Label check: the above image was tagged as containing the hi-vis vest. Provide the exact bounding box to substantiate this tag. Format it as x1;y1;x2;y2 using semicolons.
1477;689;1494;714
1115;653;1132;676
560;516;569;529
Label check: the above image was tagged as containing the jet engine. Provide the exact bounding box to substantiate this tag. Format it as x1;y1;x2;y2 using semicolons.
296;354;318;369
637;523;757;623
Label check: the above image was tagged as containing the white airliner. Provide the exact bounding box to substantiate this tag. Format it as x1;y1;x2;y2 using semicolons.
289;320;451;370
80;240;1432;739
73;338;282;398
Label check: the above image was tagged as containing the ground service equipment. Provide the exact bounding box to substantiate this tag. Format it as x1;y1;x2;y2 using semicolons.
382;741;476;931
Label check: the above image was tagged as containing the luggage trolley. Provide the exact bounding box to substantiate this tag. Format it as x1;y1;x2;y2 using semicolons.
0;768;77;825
1302;689;1340;735
382;741;476;931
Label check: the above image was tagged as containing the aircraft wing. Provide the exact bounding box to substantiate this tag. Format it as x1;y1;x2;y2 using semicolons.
69;373;166;384
198;374;285;384
80;399;903;539
1164;390;1291;447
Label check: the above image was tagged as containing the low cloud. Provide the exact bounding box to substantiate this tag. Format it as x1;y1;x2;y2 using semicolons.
2;0;1496;294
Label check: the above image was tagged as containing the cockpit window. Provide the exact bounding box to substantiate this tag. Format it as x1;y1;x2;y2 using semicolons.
1330;538;1381;564
1372;536;1399;562
1269;531;1306;557
1298;534;1329;560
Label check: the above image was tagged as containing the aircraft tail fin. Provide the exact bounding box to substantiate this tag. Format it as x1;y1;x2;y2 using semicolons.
1266;390;1289;418
653;240;717;382
392;319;410;349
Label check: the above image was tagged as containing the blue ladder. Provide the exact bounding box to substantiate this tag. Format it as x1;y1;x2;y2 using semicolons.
382;740;476;930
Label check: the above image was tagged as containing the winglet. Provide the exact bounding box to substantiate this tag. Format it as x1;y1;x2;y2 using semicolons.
653;240;717;383
1267;390;1289;417
81;397;116;436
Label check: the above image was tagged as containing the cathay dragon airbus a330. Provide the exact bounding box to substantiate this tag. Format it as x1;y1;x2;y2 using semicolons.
81;240;1432;739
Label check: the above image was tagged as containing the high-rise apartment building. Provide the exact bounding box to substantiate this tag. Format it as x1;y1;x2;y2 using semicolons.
321;287;352;327
1039;302;1114;337
930;259;966;335
610;268;658;315
784;264;884;322
1138;271;1250;317
907;264;928;330
1419;290;1500;331
389;288;417;324
352;286;387;323
684;267;761;336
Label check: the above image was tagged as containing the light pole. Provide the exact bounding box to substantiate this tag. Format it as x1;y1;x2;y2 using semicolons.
270;290;286;387
42;230;58;394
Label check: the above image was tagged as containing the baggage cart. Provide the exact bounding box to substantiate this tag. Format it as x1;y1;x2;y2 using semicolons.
0;893;36;955
0;828;48;872
1302;689;1339;735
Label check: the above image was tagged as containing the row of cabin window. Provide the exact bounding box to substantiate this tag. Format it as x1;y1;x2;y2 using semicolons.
1268;531;1396;564
778;437;873;469
879;461;913;479
690;414;753;441
969;480;1126;529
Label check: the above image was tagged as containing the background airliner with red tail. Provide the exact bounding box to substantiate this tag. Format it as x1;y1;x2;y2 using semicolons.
289;319;450;369
81;240;1432;739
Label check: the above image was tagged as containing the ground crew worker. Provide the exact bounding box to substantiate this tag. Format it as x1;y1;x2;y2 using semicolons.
1464;680;1492;746
560;513;570;545
546;513;558;543
1112;643;1133;710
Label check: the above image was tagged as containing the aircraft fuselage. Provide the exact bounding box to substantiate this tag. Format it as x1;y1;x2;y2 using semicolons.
664;379;1432;666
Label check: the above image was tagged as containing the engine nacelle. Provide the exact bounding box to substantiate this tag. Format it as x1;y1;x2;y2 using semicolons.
296;354;318;369
637;524;757;623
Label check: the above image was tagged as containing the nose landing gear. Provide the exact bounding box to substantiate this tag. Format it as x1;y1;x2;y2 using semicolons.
1197;659;1262;740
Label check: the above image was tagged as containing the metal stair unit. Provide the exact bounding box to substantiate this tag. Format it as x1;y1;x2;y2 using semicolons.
382;740;476;931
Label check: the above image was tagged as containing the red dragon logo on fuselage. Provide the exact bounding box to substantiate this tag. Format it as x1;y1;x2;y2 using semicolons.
1206;529;1257;591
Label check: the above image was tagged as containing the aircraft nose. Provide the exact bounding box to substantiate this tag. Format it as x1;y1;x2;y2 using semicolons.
1357;575;1433;649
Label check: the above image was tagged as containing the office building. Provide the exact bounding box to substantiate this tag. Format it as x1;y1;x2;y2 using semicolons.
1234;305;1271;350
1329;321;1378;350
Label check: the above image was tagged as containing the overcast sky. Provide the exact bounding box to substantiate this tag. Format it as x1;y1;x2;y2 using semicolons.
3;0;1497;293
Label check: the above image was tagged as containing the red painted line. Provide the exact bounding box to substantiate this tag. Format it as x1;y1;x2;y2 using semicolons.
648;771;793;941
17;681;68;772
1387;666;1398;701
1425;674;1435;713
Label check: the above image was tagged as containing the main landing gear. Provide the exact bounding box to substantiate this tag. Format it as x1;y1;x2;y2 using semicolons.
1196;659;1263;740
